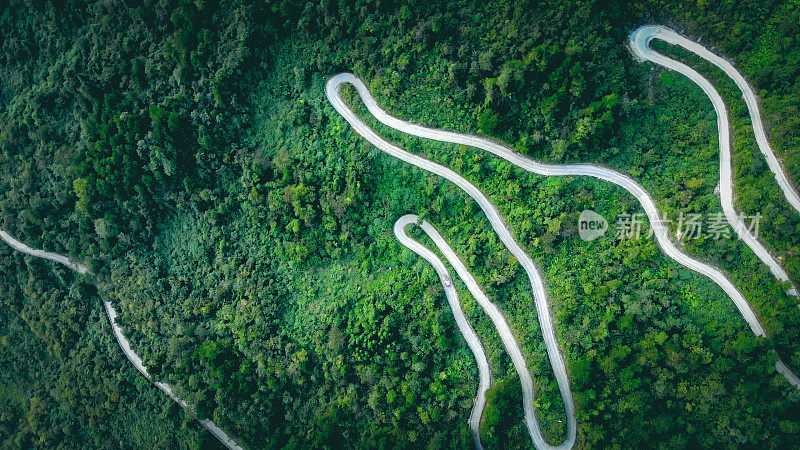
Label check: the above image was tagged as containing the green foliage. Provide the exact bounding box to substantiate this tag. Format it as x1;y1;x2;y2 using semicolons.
1;0;800;448
0;252;211;448
481;379;528;448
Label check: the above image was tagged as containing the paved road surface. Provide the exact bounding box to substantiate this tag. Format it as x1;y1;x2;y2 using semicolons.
0;231;89;274
631;25;798;293
776;360;800;389
327;53;800;444
2;23;798;450
394;215;491;449
0;231;242;450
329;72;576;450
327;72;766;336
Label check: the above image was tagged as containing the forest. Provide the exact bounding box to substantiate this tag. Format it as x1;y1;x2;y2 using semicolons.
1;0;800;448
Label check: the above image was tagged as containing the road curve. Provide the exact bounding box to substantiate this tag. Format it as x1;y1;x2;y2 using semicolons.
630;25;798;289
0;231;89;275
327;73;765;337
328;73;577;450
326;71;800;446
398;214;584;449
0;231;243;450
394;215;491;450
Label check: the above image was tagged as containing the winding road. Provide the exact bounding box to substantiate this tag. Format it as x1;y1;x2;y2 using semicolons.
329;73;577;450
631;25;799;292
2;22;799;450
394;215;491;449
0;231;243;450
328;23;800;448
327;73;766;338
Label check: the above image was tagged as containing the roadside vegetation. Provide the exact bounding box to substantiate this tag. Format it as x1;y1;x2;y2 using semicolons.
1;0;799;448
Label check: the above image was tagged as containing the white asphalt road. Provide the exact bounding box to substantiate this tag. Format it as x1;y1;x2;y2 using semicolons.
394;214;491;450
329;73;577;450
776;360;800;389
326;73;766;338
630;25;798;290
327;44;800;443
0;231;88;274
1;23;798;450
0;231;242;450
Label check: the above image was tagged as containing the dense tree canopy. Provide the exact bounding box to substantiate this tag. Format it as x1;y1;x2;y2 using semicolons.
1;0;800;448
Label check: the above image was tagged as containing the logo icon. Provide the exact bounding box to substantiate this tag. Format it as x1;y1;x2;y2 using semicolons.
578;210;608;241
